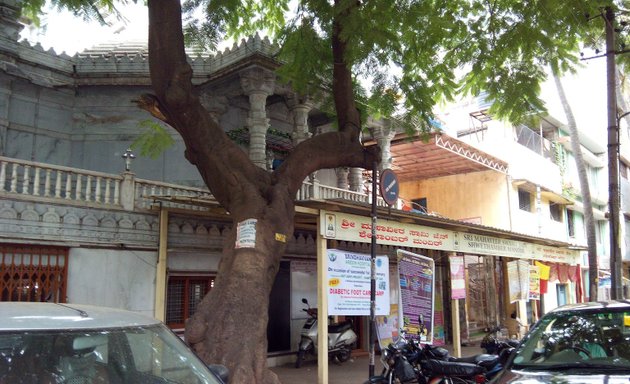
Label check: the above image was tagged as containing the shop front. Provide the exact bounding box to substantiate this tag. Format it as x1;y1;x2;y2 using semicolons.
305;205;580;381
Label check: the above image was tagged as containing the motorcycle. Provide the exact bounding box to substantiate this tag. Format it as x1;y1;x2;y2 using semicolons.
422;325;518;381
480;325;519;355
295;298;358;368
365;330;487;384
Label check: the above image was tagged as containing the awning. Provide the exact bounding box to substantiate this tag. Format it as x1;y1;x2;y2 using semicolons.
387;132;508;182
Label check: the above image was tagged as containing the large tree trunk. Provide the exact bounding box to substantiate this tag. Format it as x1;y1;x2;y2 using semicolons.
144;1;378;383
552;73;598;301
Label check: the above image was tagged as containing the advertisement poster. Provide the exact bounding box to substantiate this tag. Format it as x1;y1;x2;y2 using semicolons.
376;303;400;350
449;255;466;299
529;265;540;300
508;260;530;302
326;249;390;316
235;218;256;248
433;266;445;345
398;250;434;344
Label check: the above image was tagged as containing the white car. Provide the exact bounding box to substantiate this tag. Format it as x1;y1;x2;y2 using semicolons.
0;302;228;384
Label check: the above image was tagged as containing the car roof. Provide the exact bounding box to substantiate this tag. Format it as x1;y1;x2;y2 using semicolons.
0;302;161;331
546;300;630;315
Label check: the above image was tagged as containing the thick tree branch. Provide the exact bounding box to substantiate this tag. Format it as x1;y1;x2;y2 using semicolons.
332;0;362;139
147;0;268;213
277;131;380;194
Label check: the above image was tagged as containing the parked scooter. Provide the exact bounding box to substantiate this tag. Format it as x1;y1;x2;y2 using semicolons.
295;298;358;368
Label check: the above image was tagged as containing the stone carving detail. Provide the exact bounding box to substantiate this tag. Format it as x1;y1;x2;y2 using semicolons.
119;216;133;229
82;214;98;227
63;213;80;225
0;203;17;219
42;208;61;223
20;205;39;222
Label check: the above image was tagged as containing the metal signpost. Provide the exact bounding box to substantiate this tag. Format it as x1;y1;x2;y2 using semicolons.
369;167;399;377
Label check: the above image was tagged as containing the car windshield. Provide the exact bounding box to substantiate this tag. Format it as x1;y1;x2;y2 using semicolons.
0;324;221;384
510;307;630;371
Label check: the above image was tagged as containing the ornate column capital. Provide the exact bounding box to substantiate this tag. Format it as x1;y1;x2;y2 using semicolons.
239;68;276;97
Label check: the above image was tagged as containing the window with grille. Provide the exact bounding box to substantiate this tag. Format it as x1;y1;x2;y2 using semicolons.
549;203;563;222
518;189;532;212
166;275;215;329
0;244;68;302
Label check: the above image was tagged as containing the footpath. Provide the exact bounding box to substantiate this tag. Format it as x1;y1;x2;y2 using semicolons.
271;344;485;384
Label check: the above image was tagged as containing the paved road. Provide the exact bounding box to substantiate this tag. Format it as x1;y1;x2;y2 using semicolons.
271;345;485;384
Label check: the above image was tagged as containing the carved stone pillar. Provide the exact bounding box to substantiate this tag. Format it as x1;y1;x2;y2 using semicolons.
349;168;363;192
240;69;275;168
288;94;313;145
336;167;349;190
369;118;396;171
310;123;334;185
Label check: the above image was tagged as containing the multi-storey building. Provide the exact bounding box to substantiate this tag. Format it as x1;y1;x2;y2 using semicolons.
396;63;630;337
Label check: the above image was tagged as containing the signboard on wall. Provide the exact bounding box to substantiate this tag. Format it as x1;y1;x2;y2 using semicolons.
320;211;579;264
321;211;453;250
398;250;434;344
326;249;390;315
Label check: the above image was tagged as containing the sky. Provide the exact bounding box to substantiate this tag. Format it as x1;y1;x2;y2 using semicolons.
20;3;149;55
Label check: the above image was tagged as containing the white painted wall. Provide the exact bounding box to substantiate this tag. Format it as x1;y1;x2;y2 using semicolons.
67;248;157;318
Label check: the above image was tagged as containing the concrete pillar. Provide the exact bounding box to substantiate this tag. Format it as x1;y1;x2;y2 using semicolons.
120;171;136;211
240;68;275;168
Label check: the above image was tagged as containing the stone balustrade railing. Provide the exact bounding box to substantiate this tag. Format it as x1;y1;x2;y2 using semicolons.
0;156;385;212
0;156;122;206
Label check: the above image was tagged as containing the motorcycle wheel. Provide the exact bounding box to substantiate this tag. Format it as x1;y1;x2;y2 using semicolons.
295;350;306;368
337;346;352;363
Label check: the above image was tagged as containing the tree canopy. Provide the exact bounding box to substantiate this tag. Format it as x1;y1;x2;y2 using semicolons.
22;0;630;128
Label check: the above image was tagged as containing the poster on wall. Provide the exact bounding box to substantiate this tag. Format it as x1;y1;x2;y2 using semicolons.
529;265;540;300
397;249;434;344
508;259;530;302
326;249;390;315
449;255;466;300
376;303;400;350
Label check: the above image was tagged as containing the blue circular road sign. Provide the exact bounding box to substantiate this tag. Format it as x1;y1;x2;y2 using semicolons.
379;168;399;206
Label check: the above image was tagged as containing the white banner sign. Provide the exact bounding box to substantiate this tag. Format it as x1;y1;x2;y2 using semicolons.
327;249;390;315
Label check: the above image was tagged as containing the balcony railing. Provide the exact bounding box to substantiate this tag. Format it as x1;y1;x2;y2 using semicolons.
0;156;383;212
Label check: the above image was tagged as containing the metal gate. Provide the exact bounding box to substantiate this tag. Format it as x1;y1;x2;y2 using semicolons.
0;244;68;302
